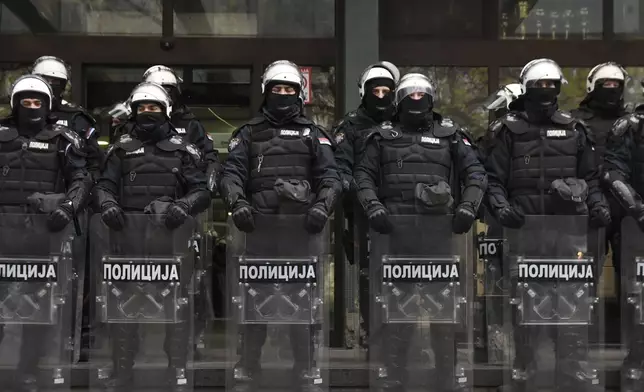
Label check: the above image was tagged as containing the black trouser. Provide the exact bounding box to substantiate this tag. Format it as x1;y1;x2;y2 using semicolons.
379;324;460;392
343;199;369;337
235;324;317;385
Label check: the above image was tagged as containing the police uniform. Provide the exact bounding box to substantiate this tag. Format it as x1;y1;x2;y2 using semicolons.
354;113;486;392
94;124;210;389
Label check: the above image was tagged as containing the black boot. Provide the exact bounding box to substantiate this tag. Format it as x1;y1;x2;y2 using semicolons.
378;324;413;392
14;374;38;392
233;366;260;392
555;328;601;392
292;367;323;392
164;321;191;391
104;323;138;392
16;325;49;392
233;325;267;392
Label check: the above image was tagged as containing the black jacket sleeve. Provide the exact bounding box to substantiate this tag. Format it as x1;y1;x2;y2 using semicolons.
94;145;122;208
219;126;251;210
185;117;222;193
604;117;636;182
575;122;607;209
354;132;382;213
69;110;104;180
176;146;212;215
310;127;342;214
483;125;513;210
62;138;92;212
454;131;488;209
333;120;358;190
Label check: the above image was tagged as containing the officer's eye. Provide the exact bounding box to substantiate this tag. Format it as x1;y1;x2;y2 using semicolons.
20;99;42;108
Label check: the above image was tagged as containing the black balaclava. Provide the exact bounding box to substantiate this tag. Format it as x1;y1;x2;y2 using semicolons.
133;101;169;142
46;77;66;107
523;80;560;122
263;82;301;124
587;81;624;115
398;94;432;129
14;91;49;136
362;77;395;122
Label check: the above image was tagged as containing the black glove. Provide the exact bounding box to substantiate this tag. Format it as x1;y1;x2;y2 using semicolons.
232;201;255;233
304;205;328;234
47;201;73;232
367;205;393;234
101;202;126;231
497;205;525;229
452;203;477;234
164;202;190;230
589;205;611;228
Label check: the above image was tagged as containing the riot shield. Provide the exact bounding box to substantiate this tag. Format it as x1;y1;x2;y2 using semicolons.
368;215;474;391
226;214;330;392
0;213;79;391
620;217;644;391
503;215;604;392
88;213;196;392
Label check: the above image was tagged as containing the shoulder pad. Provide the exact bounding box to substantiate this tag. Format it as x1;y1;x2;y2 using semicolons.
0;126;19;142
500;112;528;134
612;115;636;137
246;116;265;126
376;122;402;140
59;126;83;149
433;117;458;138
184;143;202;161
551;110;575;125
157;135;187;152
177;107;196;120
313;126;336;148
115;133;143;152
60;102;97;123
489;119;503;134
293;116;314;125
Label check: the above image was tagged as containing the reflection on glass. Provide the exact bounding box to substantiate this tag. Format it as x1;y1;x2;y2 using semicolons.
615;0;644;38
623;67;644;109
399;67;489;139
499;0;602;40
499;67;591;111
303;66;335;130
174;0;334;37
1;0;162;35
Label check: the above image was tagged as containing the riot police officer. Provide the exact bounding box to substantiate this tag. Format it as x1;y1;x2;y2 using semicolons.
333;61;399;347
602;82;644;392
0;75;91;391
219;60;341;392
354;73;487;391
484;58;610;391
94;82;210;391
32;56;103;179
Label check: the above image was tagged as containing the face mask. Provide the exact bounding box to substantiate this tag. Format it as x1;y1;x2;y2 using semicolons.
265;92;300;121
135;112;166;132
524;87;559;120
592;86;623;108
398;95;431;128
164;85;181;108
363;93;394;122
48;79;66;103
17;105;48;133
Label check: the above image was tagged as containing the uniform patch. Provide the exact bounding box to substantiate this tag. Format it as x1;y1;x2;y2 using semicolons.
318;137;332;146
56;119;68;126
462;137;471;146
546;129;567;138
302;128;311;137
228;137;241;151
421;136;440;144
506;114;518;122
380;122;393;130
175;128;186;134
560;111;571;118
125;147;144;155
170;136;183;144
280;130;299;136
28;141;49;150
120;134;132;143
335;132;345;144
440;118;454;127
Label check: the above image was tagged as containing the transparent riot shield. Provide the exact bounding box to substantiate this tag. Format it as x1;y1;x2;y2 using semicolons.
503;215;604;392
620;217;644;391
368;215;474;391
0;213;79;391
226;214;330;392
88;213;196;392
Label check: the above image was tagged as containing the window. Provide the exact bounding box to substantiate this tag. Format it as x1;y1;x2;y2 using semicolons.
499;0;602;40
173;0;334;37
